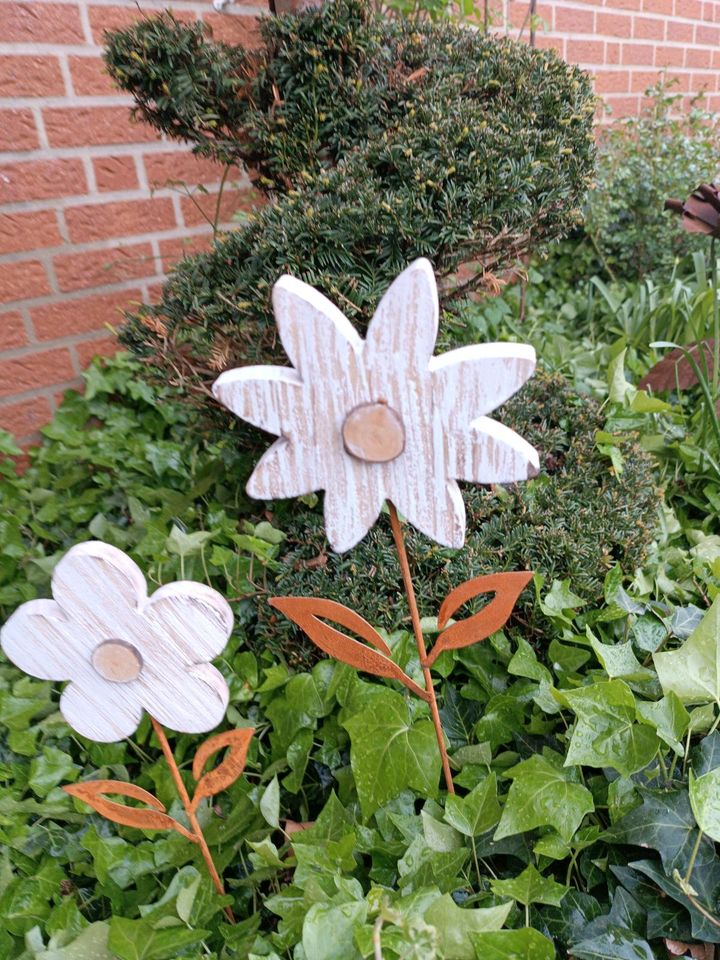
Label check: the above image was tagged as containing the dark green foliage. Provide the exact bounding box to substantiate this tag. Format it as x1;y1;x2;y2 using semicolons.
104;0;595;403
257;371;661;662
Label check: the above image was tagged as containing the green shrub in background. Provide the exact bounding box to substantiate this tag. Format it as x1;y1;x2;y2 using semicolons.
104;0;595;407
584;79;720;280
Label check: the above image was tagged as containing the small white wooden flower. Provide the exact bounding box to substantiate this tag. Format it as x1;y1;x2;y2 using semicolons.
0;542;232;742
214;258;538;553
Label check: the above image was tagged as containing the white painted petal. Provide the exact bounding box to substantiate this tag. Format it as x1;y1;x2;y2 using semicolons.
145;581;233;664
60;679;143;742
246;437;320;501
0;599;87;681
141;662;228;734
365;259;439;376
50;541;148;636
323;484;384;553
212;365;303;437
450;417;539;484
272;275;363;380
392;478;466;549
430;343;536;420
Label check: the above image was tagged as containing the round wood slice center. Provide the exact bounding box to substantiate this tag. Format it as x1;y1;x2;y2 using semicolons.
342;402;405;463
92;640;143;683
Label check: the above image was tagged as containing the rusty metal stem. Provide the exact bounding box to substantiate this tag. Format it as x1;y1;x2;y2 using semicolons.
387;503;455;794
150;717;235;923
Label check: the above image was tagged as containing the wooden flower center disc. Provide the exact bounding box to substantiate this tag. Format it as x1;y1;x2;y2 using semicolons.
92;640;143;683
342;402;405;463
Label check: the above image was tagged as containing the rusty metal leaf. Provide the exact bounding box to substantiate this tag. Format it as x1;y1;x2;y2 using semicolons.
64;779;192;838
428;571;534;666
639;339;715;393
269;596;429;701
191;727;254;812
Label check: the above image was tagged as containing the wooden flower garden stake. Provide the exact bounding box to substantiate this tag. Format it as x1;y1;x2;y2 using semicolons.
214;258;538;794
0;541;252;923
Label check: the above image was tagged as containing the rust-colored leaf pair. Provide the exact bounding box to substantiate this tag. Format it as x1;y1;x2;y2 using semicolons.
64;727;253;837
271;570;532;680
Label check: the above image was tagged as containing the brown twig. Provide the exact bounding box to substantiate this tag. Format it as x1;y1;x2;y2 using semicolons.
150;717;235;923
387;502;454;794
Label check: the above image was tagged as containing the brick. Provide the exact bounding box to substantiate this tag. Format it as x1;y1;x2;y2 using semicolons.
597;12;633;37
691;70;718;91
686;47;713;68
713;48;720;69
566;40;605;64
0;159;86;204
642;0;673;12
43;107;157;149
0;211;61;256
605;42;621;64
594;70;631;94
144;151;223;188
0;56;65;98
697;24;720;43
633;16;664;40
0;109;39;152
3;2;84;43
554;6;594;33
605;94;641;118
93;155;139;192
534;35;566;56
88;5;197;43
631;70;663;92
0;312;28;351
0;396;52;438
604;0;637;9
65;198;176;243
31;288;143;341
203;14;262;47
681;0;703;16
159;232;213;265
655;45;686;67
0;348;74;398
180;188;258;227
0;260;50;304
76;335;119;367
68;57;118;97
667;20;694;42
54;243;155;292
622;43;655;65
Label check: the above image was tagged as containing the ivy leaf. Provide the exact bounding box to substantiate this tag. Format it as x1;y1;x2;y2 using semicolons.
630;859;720;944
471;928;555;959
654;597;720;707
494;751;594;843
588;630;654;682
165;524;214;558
690;731;720;775
343;689;441;817
604;787;714;876
424;895;512;960
689;768;720;842
538;579;586;626
302;901;367;960
563;680;660;777
260;775;280;829
570;927;656;959
490;863;568;907
444;773;501;837
542;890;604;949
108;917;211;960
636;693;690;756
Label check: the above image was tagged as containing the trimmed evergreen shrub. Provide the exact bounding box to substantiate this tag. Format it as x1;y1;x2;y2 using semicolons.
255;371;662;663
104;0;596;405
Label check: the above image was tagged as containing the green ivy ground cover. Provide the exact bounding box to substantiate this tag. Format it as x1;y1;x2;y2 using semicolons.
2;283;720;958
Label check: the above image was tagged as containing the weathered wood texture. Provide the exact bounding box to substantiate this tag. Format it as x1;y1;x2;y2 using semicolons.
213;258;538;552
1;541;232;742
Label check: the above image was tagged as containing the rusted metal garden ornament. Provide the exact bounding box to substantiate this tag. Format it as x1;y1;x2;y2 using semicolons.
213;258;539;793
0;542;251;922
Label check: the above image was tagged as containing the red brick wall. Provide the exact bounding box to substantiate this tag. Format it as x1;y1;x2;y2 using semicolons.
0;0;263;443
1;0;719;444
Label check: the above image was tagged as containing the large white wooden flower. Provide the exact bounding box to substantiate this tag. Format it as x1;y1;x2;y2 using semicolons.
213;258;538;553
0;542;232;742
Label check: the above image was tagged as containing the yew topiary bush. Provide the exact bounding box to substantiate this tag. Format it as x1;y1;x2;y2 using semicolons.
104;0;596;405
